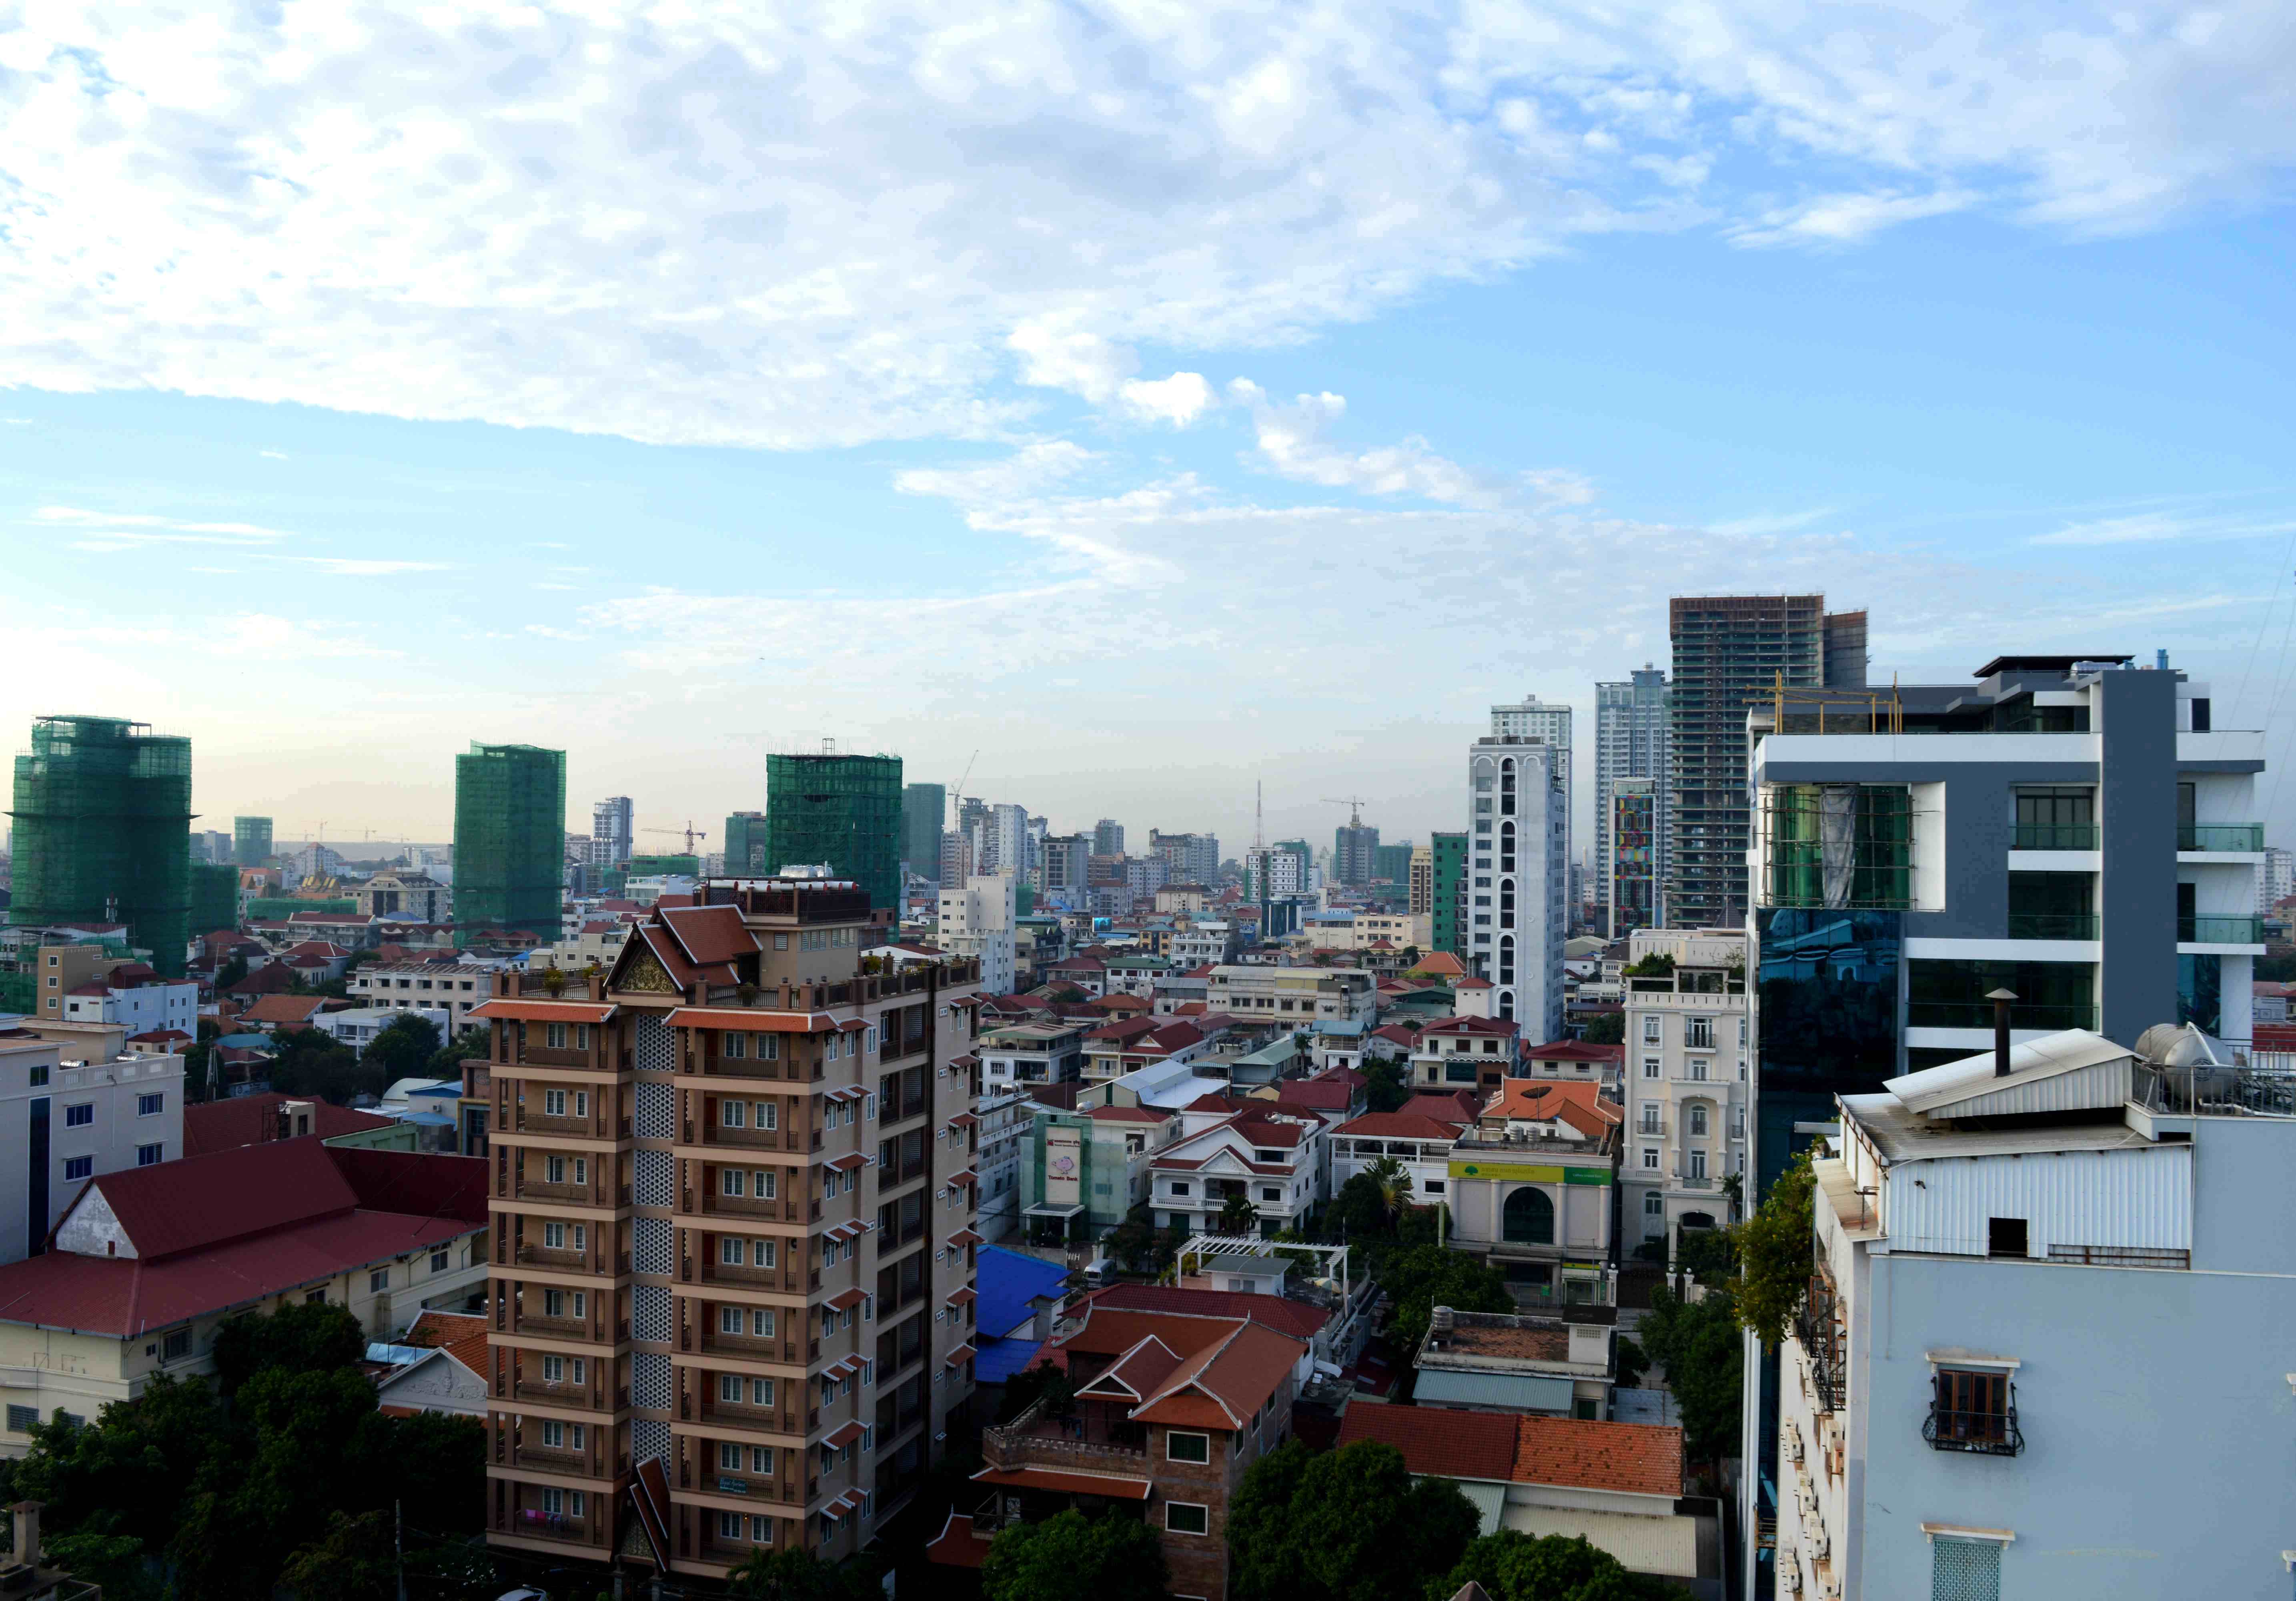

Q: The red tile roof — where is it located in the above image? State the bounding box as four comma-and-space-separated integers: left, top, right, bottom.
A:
1274, 1080, 1356, 1112
1424, 1015, 1519, 1037
1486, 1079, 1622, 1137
657, 903, 759, 968
1336, 1401, 1521, 1481
182, 1093, 398, 1157
405, 1309, 490, 1379
238, 994, 329, 1027
1405, 952, 1469, 977
1525, 1040, 1626, 1063
1332, 1111, 1464, 1141
1514, 1416, 1684, 1497
1086, 1105, 1170, 1124
1077, 1283, 1329, 1341
1130, 1318, 1301, 1428
924, 1512, 996, 1569
1398, 1090, 1483, 1125
972, 1466, 1151, 1500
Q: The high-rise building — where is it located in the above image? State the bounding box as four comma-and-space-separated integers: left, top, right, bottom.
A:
232, 815, 273, 868
1490, 694, 1573, 880
1148, 830, 1219, 885
723, 811, 769, 875
1607, 778, 1659, 937
9, 716, 193, 976
1466, 736, 1566, 1038
454, 743, 567, 939
1245, 845, 1306, 902
938, 872, 1016, 994
1408, 845, 1433, 915
590, 796, 634, 871
763, 752, 903, 910
1667, 596, 1865, 926
982, 803, 1030, 880
901, 784, 946, 879
2259, 845, 2292, 914
1429, 832, 1468, 955
1092, 819, 1124, 857
188, 861, 240, 937
938, 829, 974, 889
1332, 817, 1380, 887
1595, 668, 1670, 933
1372, 841, 1414, 886
192, 828, 231, 865
477, 883, 984, 1577
1039, 833, 1090, 899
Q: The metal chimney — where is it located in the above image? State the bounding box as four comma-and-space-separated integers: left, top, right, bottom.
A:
1988, 989, 2018, 1077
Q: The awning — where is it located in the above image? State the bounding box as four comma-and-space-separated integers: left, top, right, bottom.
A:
823, 1421, 866, 1449
971, 1466, 1152, 1501
946, 1343, 977, 1366
820, 1489, 868, 1519
946, 1228, 984, 1248
820, 1356, 865, 1381
468, 999, 617, 1023
1024, 1203, 1084, 1219
825, 1152, 870, 1172
946, 1286, 978, 1306
947, 1112, 979, 1128
824, 1220, 870, 1242
663, 1007, 836, 1033
825, 1288, 868, 1312
948, 1169, 978, 1186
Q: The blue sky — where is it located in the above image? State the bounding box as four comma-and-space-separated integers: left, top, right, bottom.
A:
4, 4, 2295, 857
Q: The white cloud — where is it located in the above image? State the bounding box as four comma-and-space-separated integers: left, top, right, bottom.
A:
34, 506, 293, 542
1231, 381, 1592, 510
1710, 506, 1843, 535
2029, 512, 2296, 546
1118, 372, 1218, 427
0, 4, 2286, 448
894, 440, 1098, 507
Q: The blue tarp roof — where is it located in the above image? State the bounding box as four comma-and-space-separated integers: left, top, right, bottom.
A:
974, 1338, 1046, 1386
977, 1245, 1069, 1341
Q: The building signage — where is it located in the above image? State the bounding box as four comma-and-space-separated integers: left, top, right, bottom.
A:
1045, 1132, 1083, 1206
1449, 1160, 1609, 1186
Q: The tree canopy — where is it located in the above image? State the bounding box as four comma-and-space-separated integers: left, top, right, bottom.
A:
1229, 1440, 1481, 1601
982, 1509, 1168, 1601
1578, 1012, 1625, 1045
1729, 1147, 1816, 1346
1430, 1531, 1679, 1601
1375, 1242, 1513, 1355
1364, 1057, 1411, 1113
1635, 1287, 1743, 1463
364, 1012, 445, 1082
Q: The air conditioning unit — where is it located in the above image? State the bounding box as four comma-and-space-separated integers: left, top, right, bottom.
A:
1813, 1533, 1831, 1563
1782, 1567, 1803, 1595
1786, 1432, 1803, 1463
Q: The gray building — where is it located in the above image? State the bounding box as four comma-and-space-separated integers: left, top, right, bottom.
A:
901, 783, 945, 880
1092, 818, 1124, 857
589, 796, 633, 871
1148, 829, 1219, 885
1595, 667, 1670, 934
1491, 694, 1573, 898
1779, 1029, 2296, 1600
0, 1036, 182, 1264
1332, 817, 1380, 887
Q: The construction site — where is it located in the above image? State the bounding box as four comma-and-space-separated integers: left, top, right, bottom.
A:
763, 749, 903, 909
452, 741, 567, 939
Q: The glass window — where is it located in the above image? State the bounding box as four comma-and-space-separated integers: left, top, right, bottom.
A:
63, 1156, 91, 1181
64, 1104, 92, 1128
137, 1093, 163, 1117
1165, 1502, 1210, 1535
1166, 1432, 1211, 1463
721, 1168, 746, 1197
136, 1144, 162, 1167
719, 1100, 747, 1128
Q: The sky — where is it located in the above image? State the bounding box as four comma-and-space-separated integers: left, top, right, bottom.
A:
4, 2, 2296, 860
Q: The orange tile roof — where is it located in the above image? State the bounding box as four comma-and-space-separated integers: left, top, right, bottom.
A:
406, 1309, 490, 1379
1336, 1402, 1520, 1481
973, 1466, 1151, 1500
1485, 1078, 1622, 1138
1130, 1318, 1302, 1428
1513, 1416, 1683, 1498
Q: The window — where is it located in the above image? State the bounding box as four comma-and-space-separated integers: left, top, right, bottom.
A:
1168, 1181, 1192, 1198
4, 1406, 32, 1433
136, 1144, 162, 1167
63, 1156, 91, 1181
137, 1093, 163, 1117
721, 1168, 747, 1197
162, 1327, 191, 1361
369, 1268, 389, 1292
718, 1509, 743, 1538
27, 1064, 46, 1087
543, 1088, 567, 1117
430, 1249, 449, 1273
751, 1239, 777, 1268
1987, 1218, 2029, 1258
719, 1374, 744, 1402
1686, 1017, 1714, 1050
723, 1030, 747, 1059
757, 1101, 778, 1130
1166, 1431, 1211, 1463
720, 1306, 745, 1335
1259, 1185, 1282, 1203
719, 1237, 746, 1266
1689, 1149, 1707, 1179
757, 1169, 777, 1198
1641, 1147, 1658, 1170
752, 1308, 777, 1337
1165, 1502, 1210, 1535
1642, 1016, 1662, 1043
1639, 1108, 1660, 1134
751, 1377, 775, 1406
305, 1289, 326, 1305
1642, 1058, 1659, 1079
64, 1103, 92, 1128
1688, 1105, 1708, 1137
1644, 1193, 1664, 1216
1928, 1535, 2002, 1601
545, 1022, 568, 1049
719, 1440, 743, 1471
1929, 1369, 2016, 1453
720, 1100, 747, 1128
751, 1445, 776, 1474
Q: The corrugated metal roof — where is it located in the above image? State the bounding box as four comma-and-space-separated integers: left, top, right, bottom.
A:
1886, 1143, 2192, 1258
1412, 1368, 1575, 1412
1498, 1506, 1700, 1577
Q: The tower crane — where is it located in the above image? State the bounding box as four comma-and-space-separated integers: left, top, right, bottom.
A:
1321, 796, 1372, 827
641, 822, 709, 855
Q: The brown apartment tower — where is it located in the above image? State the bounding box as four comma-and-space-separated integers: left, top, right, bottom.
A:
476, 877, 984, 1582
1667, 596, 1867, 927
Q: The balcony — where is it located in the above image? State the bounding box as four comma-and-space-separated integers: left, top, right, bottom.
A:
1923, 1398, 2024, 1457
2180, 824, 2264, 853
981, 1396, 1150, 1478
2012, 823, 2098, 851
687, 1122, 821, 1154
2005, 913, 2098, 941
690, 1190, 818, 1226
508, 1508, 593, 1543
694, 1397, 819, 1436
511, 1376, 630, 1411
513, 1110, 629, 1141
519, 1045, 598, 1069
2180, 915, 2263, 945
509, 1178, 632, 1209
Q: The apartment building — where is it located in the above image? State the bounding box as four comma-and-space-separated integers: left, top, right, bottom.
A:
1491, 694, 1573, 885
1746, 653, 2264, 1192
936, 874, 1016, 996
1148, 1105, 1330, 1237
1621, 929, 1750, 1248
56, 963, 197, 1038
971, 1079, 1031, 1243
1777, 1029, 2296, 1601
352, 961, 503, 1029
1465, 734, 1567, 1041
975, 1019, 1087, 1093
1148, 831, 1219, 885
1204, 965, 1376, 1032
1017, 1104, 1181, 1242
1595, 668, 1670, 934
0, 1037, 184, 1263
1411, 1013, 1523, 1098
1168, 921, 1237, 969
476, 880, 984, 1581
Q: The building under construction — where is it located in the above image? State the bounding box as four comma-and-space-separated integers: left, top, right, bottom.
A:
453, 743, 566, 939
8, 715, 194, 975
232, 815, 273, 867
763, 751, 902, 909
1667, 596, 1867, 927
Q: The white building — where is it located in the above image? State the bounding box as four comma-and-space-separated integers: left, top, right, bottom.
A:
0, 1037, 183, 1264
1491, 694, 1574, 891
1777, 1028, 2296, 1601
1204, 965, 1377, 1030
1146, 1105, 1330, 1236
938, 873, 1016, 995
1467, 734, 1567, 1040
59, 972, 196, 1038
1329, 1108, 1466, 1208
972, 1083, 1032, 1243
1620, 928, 1750, 1248
1168, 921, 1238, 970
2261, 845, 2294, 913
349, 962, 503, 1031
315, 1004, 455, 1056
589, 796, 633, 870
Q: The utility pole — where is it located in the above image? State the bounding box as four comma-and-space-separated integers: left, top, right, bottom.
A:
395, 1498, 407, 1601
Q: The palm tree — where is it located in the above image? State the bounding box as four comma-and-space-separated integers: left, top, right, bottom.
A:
1217, 1192, 1260, 1236
1365, 1155, 1414, 1224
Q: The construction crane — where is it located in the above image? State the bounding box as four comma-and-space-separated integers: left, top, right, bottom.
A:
641, 823, 709, 855
949, 749, 980, 816
1321, 796, 1372, 827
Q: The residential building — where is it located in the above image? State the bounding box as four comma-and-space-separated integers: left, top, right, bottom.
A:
188, 859, 239, 937
1123, 855, 1169, 897
1746, 652, 2262, 1192
1667, 595, 1865, 927
1491, 694, 1573, 887
724, 811, 769, 875
1409, 844, 1434, 915
318, 1004, 455, 1056
456, 744, 568, 940
971, 1079, 1032, 1242
1168, 920, 1236, 971
56, 962, 196, 1037
355, 869, 450, 923
351, 961, 503, 1029
1430, 830, 1468, 956
937, 829, 974, 889
591, 797, 635, 872
1594, 668, 1670, 933
1465, 734, 1567, 1039
1148, 831, 1219, 885
1412, 1013, 1523, 1098
978, 803, 1030, 881
1016, 1103, 1182, 1242
0, 1138, 488, 1453
1621, 929, 1750, 1248
976, 1019, 1088, 1093
1605, 778, 1659, 938
374, 1309, 493, 1418
1038, 833, 1091, 901
900, 785, 946, 880
1332, 816, 1379, 887
1092, 819, 1124, 857
233, 815, 275, 868
9, 715, 194, 977
1081, 1017, 1222, 1088
1519, 1039, 1625, 1090
1445, 1080, 1619, 1302
1244, 844, 1306, 901
1414, 1306, 1616, 1420
2260, 844, 2293, 913
1330, 1107, 1467, 1206
1372, 840, 1414, 886
1205, 965, 1376, 1031
1147, 1105, 1330, 1236
1335, 1407, 1710, 1590
1775, 1029, 2296, 1601
764, 751, 903, 910
475, 880, 984, 1577
937, 874, 1016, 995
0, 1036, 184, 1263
956, 1299, 1307, 1599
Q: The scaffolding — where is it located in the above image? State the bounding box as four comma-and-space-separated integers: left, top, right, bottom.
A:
188, 861, 240, 937
764, 752, 902, 910
232, 815, 274, 867
453, 743, 566, 939
7, 715, 194, 976
1763, 784, 1915, 910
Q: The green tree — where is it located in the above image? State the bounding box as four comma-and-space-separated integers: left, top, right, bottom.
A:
1613, 1334, 1650, 1390
1579, 1011, 1625, 1045
1365, 1155, 1414, 1222
7, 1374, 222, 1550
998, 1360, 1076, 1424
265, 1029, 375, 1105
1229, 1440, 1479, 1601
1364, 1057, 1410, 1113
1103, 1202, 1156, 1272
1430, 1530, 1675, 1601
1328, 1172, 1393, 1242
982, 1509, 1168, 1601
216, 955, 249, 991
1729, 1148, 1816, 1346
278, 1509, 397, 1601
43, 1515, 160, 1601
429, 1023, 493, 1079
212, 1301, 368, 1394
1621, 953, 1675, 978
730, 1544, 875, 1599
1374, 1244, 1513, 1354
1218, 1192, 1261, 1236
1636, 1288, 1742, 1463
363, 1012, 444, 1083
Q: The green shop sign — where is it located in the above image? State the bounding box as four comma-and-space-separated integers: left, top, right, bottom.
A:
1449, 1160, 1610, 1186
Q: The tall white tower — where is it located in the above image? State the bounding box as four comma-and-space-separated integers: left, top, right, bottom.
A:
1467, 733, 1566, 1041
